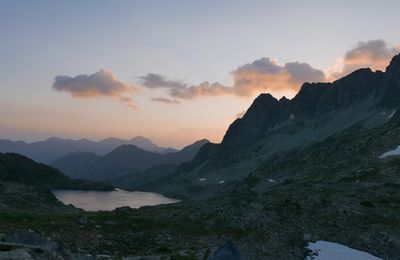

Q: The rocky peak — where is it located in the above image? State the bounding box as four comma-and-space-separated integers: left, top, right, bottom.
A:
379, 53, 400, 108
385, 53, 400, 75
216, 54, 400, 166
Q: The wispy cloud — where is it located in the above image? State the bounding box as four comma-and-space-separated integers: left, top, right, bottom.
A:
151, 97, 180, 104
169, 81, 233, 99
140, 73, 186, 89
52, 70, 139, 110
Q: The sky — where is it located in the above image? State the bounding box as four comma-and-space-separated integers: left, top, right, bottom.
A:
0, 0, 399, 148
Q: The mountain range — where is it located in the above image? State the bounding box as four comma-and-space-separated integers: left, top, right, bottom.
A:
0, 136, 178, 164
51, 139, 209, 181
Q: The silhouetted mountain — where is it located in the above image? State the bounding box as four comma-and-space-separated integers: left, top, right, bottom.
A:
199, 54, 400, 167
103, 139, 210, 187
0, 136, 176, 163
163, 139, 209, 163
135, 53, 400, 197
51, 152, 100, 179
52, 139, 209, 181
130, 136, 177, 153
0, 153, 113, 191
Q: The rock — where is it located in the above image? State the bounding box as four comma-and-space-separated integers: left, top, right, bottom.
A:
210, 240, 242, 260
78, 216, 88, 225
303, 233, 312, 241
0, 248, 33, 260
249, 202, 263, 210
6, 232, 59, 251
115, 206, 131, 213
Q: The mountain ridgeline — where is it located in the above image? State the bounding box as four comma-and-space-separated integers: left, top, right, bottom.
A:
139, 53, 400, 197
51, 139, 209, 181
212, 54, 399, 163
0, 136, 178, 164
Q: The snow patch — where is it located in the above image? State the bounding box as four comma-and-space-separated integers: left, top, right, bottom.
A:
379, 145, 400, 159
306, 241, 382, 260
388, 111, 396, 119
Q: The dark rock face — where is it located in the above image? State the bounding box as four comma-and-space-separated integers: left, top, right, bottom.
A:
378, 54, 400, 108
200, 54, 400, 167
210, 240, 242, 260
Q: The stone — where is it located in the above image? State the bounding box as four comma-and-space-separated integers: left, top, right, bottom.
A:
303, 233, 312, 241
210, 240, 242, 260
78, 216, 88, 225
0, 249, 33, 260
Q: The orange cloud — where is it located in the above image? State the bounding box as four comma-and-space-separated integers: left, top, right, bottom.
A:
231, 58, 326, 98
141, 58, 325, 100
329, 40, 400, 80
52, 70, 139, 110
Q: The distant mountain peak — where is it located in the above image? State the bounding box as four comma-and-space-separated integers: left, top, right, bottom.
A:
46, 136, 63, 142
130, 136, 152, 142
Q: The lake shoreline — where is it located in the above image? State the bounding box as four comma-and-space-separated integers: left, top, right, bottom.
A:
52, 189, 180, 211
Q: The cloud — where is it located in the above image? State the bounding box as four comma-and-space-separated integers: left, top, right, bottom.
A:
140, 73, 186, 89
329, 40, 400, 79
232, 58, 326, 97
170, 81, 233, 99
141, 59, 324, 100
141, 39, 398, 102
52, 69, 139, 110
151, 97, 180, 104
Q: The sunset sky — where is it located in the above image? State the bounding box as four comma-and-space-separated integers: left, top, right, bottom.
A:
1, 0, 399, 148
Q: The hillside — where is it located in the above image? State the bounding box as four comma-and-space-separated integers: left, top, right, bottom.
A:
0, 153, 113, 191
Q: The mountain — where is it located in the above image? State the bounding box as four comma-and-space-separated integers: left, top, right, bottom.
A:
0, 152, 113, 191
51, 139, 209, 181
103, 139, 210, 188
51, 152, 100, 179
0, 136, 176, 163
130, 136, 179, 153
133, 53, 400, 198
